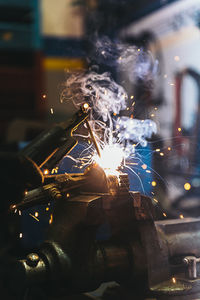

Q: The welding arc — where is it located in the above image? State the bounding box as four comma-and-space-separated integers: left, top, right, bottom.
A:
85, 119, 101, 158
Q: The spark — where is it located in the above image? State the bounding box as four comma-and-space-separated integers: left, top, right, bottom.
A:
83, 102, 89, 111
51, 168, 58, 174
184, 182, 191, 191
94, 144, 124, 175
174, 56, 180, 61
29, 213, 39, 222
44, 169, 49, 175
172, 277, 176, 284
142, 164, 147, 170
49, 214, 53, 224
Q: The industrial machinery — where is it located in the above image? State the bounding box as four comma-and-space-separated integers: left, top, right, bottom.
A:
1, 106, 200, 300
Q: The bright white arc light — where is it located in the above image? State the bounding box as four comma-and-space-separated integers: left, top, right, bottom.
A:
94, 144, 124, 175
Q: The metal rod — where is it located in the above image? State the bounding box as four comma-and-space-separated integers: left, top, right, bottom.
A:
85, 119, 101, 158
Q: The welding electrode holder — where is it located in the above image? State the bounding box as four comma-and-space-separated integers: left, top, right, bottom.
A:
20, 107, 89, 169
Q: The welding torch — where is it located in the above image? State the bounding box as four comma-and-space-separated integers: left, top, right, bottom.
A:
7, 101, 103, 213
20, 105, 90, 170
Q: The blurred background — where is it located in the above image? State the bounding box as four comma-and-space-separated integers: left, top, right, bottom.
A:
1, 0, 200, 219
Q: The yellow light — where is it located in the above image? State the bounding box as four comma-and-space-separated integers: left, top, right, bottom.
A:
163, 212, 167, 217
46, 207, 49, 211
156, 149, 160, 152
168, 147, 171, 151
42, 94, 47, 99
179, 214, 184, 219
184, 182, 191, 191
66, 193, 70, 198
44, 169, 49, 175
160, 152, 164, 156
94, 144, 124, 175
19, 233, 23, 239
49, 214, 53, 224
83, 103, 89, 110
153, 198, 158, 203
152, 181, 157, 187
142, 164, 147, 170
138, 48, 141, 52
151, 114, 155, 117
130, 95, 134, 99
50, 108, 54, 114
172, 277, 176, 284
51, 168, 58, 174
35, 212, 39, 217
178, 127, 182, 132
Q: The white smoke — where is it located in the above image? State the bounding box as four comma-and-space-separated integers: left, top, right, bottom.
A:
62, 71, 127, 122
62, 36, 157, 165
92, 36, 159, 84
116, 117, 157, 147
